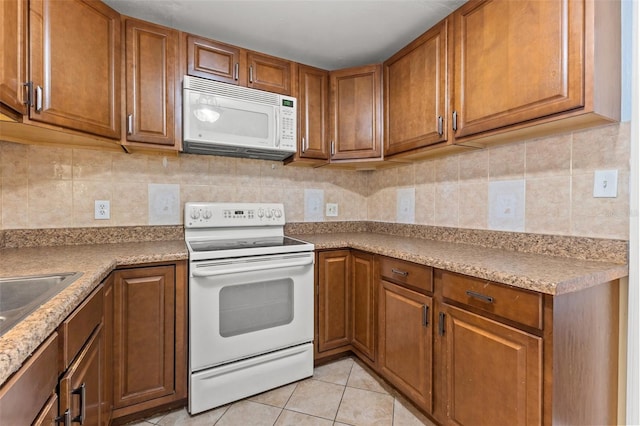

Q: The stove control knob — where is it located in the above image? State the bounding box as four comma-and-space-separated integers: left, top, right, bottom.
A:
274, 209, 282, 218
202, 209, 212, 220
190, 209, 200, 220
265, 209, 273, 218
257, 208, 264, 218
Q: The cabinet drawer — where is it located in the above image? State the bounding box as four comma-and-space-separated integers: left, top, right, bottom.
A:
59, 285, 103, 371
0, 333, 58, 425
440, 271, 542, 330
378, 256, 433, 293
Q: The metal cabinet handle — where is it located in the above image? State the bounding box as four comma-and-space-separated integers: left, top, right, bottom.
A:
438, 312, 445, 336
127, 114, 133, 135
35, 85, 43, 113
234, 63, 239, 80
422, 305, 429, 327
452, 110, 458, 131
23, 81, 33, 107
330, 141, 335, 156
391, 268, 408, 277
55, 409, 71, 426
438, 115, 443, 136
301, 137, 306, 153
465, 290, 494, 304
249, 65, 254, 83
72, 383, 86, 424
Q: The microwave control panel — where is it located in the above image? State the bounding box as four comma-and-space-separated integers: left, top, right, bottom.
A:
278, 96, 296, 149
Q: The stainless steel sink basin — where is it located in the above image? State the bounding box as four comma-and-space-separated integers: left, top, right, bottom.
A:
0, 272, 83, 335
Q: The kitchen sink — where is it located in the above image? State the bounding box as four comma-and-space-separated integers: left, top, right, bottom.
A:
0, 272, 83, 336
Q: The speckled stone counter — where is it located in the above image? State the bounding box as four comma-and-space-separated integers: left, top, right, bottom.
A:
292, 232, 628, 296
0, 240, 187, 387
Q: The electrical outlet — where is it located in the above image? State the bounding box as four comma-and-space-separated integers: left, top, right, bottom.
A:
95, 200, 110, 220
326, 203, 338, 217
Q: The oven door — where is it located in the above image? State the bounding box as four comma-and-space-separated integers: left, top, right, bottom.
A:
189, 252, 314, 372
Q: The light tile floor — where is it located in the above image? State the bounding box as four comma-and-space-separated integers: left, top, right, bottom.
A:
128, 357, 437, 426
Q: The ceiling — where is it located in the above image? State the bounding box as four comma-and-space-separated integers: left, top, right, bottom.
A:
102, 0, 467, 70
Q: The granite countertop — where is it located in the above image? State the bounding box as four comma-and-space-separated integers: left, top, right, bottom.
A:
293, 232, 629, 296
0, 240, 188, 387
0, 230, 628, 388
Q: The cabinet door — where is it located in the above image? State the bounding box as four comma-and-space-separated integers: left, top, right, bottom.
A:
452, 0, 584, 139
29, 0, 121, 138
0, 0, 27, 115
317, 250, 351, 353
384, 19, 448, 156
186, 34, 241, 85
247, 52, 292, 95
378, 280, 432, 411
113, 265, 176, 409
59, 325, 104, 426
442, 305, 542, 426
330, 64, 382, 160
351, 251, 375, 361
125, 18, 178, 147
297, 65, 329, 160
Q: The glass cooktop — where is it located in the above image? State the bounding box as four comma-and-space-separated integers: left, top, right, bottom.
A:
189, 236, 309, 252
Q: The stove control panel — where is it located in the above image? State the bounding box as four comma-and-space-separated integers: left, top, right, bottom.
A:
185, 202, 286, 227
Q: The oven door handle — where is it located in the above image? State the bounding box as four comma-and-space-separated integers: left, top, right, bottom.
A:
192, 256, 313, 277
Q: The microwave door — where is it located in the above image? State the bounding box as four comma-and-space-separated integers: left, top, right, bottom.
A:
185, 92, 276, 147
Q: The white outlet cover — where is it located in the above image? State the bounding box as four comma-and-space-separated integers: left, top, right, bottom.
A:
396, 187, 415, 224
148, 184, 180, 225
304, 189, 324, 222
326, 203, 339, 217
593, 169, 618, 198
94, 200, 110, 220
488, 180, 525, 231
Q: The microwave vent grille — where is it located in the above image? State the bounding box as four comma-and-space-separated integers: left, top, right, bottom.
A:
184, 75, 280, 106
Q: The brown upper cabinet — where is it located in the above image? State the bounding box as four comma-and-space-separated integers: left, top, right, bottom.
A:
329, 64, 383, 161
451, 0, 620, 144
28, 0, 121, 139
384, 19, 448, 156
291, 64, 330, 163
124, 18, 180, 150
0, 0, 28, 118
186, 34, 294, 96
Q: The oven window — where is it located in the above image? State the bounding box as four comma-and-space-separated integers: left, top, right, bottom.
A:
219, 278, 294, 337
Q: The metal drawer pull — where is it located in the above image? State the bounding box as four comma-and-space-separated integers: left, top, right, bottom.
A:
422, 305, 429, 327
72, 383, 86, 424
391, 268, 408, 277
465, 290, 494, 304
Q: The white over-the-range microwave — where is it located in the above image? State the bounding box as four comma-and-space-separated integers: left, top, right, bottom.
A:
182, 75, 297, 161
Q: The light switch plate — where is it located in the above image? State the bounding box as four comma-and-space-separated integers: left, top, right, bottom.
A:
304, 189, 324, 221
148, 184, 180, 225
488, 180, 525, 231
326, 203, 338, 217
396, 187, 415, 223
593, 169, 618, 198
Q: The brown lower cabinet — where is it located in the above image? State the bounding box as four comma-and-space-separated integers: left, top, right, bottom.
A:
316, 249, 620, 426
111, 262, 187, 422
0, 260, 187, 426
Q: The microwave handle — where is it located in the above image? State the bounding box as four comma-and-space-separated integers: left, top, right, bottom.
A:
275, 107, 280, 147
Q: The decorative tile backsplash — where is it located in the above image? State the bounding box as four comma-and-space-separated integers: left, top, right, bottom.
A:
0, 122, 630, 240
